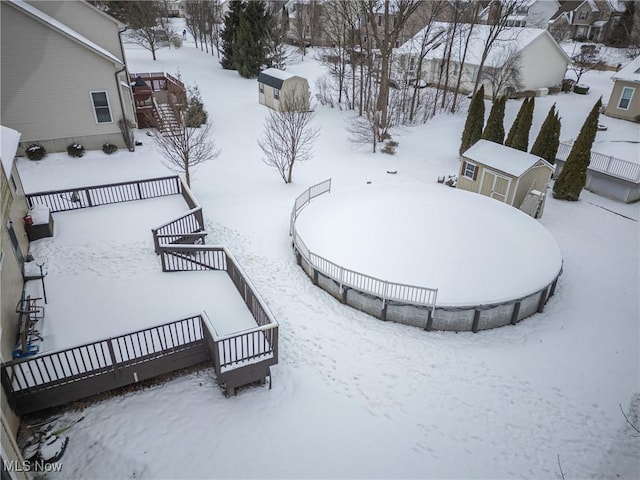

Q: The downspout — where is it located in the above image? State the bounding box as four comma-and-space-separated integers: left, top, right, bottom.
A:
115, 25, 135, 151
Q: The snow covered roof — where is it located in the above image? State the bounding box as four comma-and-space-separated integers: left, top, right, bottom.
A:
258, 68, 305, 89
463, 140, 551, 177
1, 126, 21, 179
612, 56, 640, 83
6, 0, 123, 66
396, 23, 569, 65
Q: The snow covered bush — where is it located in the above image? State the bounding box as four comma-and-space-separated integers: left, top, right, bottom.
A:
381, 140, 398, 155
25, 144, 46, 161
102, 143, 118, 155
67, 143, 85, 158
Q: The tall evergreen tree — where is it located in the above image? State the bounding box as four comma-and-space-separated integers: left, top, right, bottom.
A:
234, 1, 269, 78
459, 85, 485, 155
505, 97, 527, 148
553, 98, 602, 201
531, 104, 561, 165
506, 97, 535, 152
220, 0, 244, 70
482, 95, 506, 144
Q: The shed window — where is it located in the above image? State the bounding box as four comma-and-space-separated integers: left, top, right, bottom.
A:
617, 87, 634, 110
274, 88, 280, 100
259, 82, 264, 93
90, 91, 113, 123
462, 161, 478, 180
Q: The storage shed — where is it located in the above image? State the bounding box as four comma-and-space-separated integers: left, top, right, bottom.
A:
457, 140, 554, 218
258, 68, 309, 112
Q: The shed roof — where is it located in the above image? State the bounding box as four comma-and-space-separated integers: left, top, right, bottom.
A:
463, 140, 551, 177
6, 0, 123, 66
258, 68, 301, 90
612, 56, 640, 83
1, 126, 21, 179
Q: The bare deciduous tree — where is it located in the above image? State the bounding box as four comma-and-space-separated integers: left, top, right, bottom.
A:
258, 88, 319, 184
150, 86, 219, 187
482, 46, 523, 100
121, 1, 174, 61
569, 46, 605, 84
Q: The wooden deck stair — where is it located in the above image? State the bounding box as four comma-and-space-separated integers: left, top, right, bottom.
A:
153, 100, 181, 136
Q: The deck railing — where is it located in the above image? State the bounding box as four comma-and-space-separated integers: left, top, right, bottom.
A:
291, 179, 438, 313
556, 142, 640, 183
25, 176, 182, 213
158, 245, 279, 382
1, 315, 210, 415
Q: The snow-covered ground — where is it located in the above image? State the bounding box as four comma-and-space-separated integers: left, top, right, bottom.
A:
16, 30, 640, 479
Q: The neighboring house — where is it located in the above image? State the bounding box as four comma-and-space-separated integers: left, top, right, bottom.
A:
547, 0, 626, 43
285, 0, 327, 47
394, 23, 570, 98
0, 126, 30, 480
258, 68, 310, 111
0, 0, 137, 154
480, 0, 560, 28
605, 55, 640, 122
458, 140, 554, 217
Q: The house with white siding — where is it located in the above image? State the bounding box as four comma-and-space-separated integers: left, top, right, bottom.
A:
0, 0, 137, 154
394, 23, 570, 98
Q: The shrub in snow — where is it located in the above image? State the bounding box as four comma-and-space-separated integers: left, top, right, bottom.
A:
102, 143, 118, 155
67, 143, 85, 158
26, 144, 46, 161
381, 140, 398, 155
459, 85, 485, 155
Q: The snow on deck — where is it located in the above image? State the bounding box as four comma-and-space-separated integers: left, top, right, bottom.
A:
295, 184, 562, 306
26, 196, 257, 353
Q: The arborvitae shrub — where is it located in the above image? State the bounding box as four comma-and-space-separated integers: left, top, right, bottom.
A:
26, 144, 46, 161
67, 143, 85, 157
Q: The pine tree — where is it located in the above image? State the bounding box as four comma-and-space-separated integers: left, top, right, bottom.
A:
220, 0, 244, 70
482, 95, 506, 144
553, 98, 602, 201
531, 104, 561, 165
506, 97, 535, 152
459, 85, 485, 155
505, 97, 527, 148
234, 1, 268, 78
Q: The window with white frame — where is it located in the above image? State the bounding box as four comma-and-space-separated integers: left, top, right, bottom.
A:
617, 86, 635, 110
274, 88, 280, 100
462, 161, 478, 180
578, 11, 588, 21
90, 91, 113, 123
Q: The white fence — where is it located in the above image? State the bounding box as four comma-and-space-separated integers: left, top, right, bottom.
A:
557, 142, 640, 183
290, 179, 438, 314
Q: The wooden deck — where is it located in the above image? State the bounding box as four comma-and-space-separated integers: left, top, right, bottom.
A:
2, 176, 278, 415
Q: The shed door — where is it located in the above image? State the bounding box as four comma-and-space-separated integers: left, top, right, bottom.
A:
480, 171, 511, 203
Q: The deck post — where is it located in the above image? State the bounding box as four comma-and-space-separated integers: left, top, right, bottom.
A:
0, 367, 16, 411
510, 301, 521, 325
425, 309, 434, 331
107, 339, 120, 378
537, 287, 549, 313
549, 278, 558, 298
312, 269, 318, 285
381, 300, 388, 321
85, 189, 93, 207
341, 287, 348, 304
471, 309, 481, 333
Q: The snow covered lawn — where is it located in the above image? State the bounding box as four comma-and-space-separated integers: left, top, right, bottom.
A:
15, 31, 640, 479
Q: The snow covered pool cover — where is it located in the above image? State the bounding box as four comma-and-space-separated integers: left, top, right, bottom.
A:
295, 184, 563, 307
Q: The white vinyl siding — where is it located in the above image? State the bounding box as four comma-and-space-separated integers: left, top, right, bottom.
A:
90, 91, 113, 124
617, 87, 635, 110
